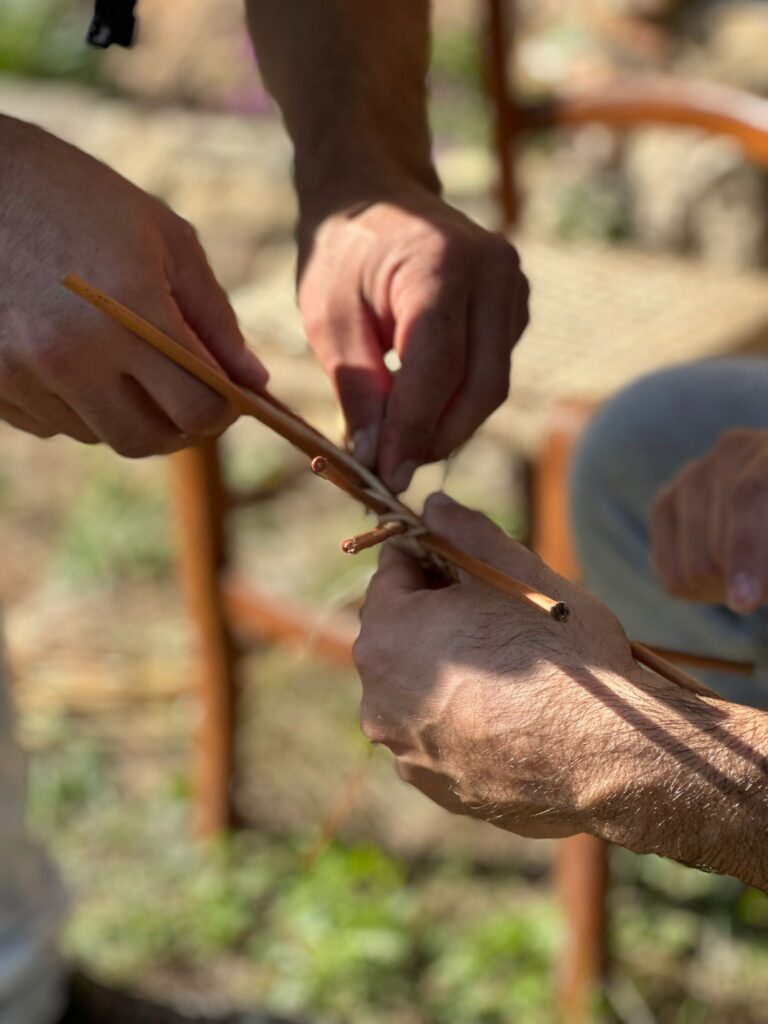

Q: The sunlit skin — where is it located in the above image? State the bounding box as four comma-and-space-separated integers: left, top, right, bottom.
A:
247, 0, 529, 492
0, 116, 268, 454
1, 3, 528, 490
355, 495, 768, 891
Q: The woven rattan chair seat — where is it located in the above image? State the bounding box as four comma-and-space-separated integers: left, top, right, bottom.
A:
235, 237, 768, 458
494, 237, 768, 454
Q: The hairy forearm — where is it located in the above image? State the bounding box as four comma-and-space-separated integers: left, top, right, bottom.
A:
583, 668, 768, 890
245, 0, 441, 214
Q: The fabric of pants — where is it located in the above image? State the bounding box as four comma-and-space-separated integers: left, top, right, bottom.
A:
0, 616, 66, 1024
570, 357, 768, 706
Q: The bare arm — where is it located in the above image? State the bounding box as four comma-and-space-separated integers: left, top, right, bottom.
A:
590, 676, 768, 890
247, 0, 440, 212
355, 495, 768, 891
247, 2, 529, 492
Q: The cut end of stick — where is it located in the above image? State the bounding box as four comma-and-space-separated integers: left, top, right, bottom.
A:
341, 520, 408, 556
550, 601, 571, 623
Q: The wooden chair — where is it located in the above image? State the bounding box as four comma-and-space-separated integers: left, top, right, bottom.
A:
171, 4, 768, 1020
485, 0, 768, 1017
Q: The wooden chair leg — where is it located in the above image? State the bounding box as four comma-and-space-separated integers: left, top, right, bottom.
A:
171, 440, 239, 837
531, 401, 608, 1022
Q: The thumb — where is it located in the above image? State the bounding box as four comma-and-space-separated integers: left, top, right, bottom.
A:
424, 492, 556, 595
168, 226, 269, 391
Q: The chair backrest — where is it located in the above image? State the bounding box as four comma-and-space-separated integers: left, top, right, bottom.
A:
486, 0, 768, 229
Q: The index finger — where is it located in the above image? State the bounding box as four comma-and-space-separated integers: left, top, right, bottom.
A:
378, 288, 468, 491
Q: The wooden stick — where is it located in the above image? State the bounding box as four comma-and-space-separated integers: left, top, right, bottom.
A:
641, 645, 753, 677
63, 274, 751, 689
420, 532, 571, 621
630, 641, 722, 698
342, 521, 407, 554
311, 457, 570, 620
63, 273, 367, 485
310, 456, 389, 515
65, 272, 575, 624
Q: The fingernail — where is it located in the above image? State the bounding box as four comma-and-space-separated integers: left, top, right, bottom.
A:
389, 460, 417, 494
351, 425, 380, 468
728, 572, 761, 613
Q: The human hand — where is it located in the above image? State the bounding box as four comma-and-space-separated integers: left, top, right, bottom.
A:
651, 428, 768, 613
0, 116, 267, 455
297, 188, 529, 492
354, 493, 640, 839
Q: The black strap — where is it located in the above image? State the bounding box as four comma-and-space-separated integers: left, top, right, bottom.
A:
86, 0, 138, 48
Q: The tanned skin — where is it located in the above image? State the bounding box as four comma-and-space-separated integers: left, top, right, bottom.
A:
247, 0, 530, 492
356, 494, 768, 892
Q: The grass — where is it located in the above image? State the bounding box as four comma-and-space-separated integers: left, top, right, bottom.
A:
24, 714, 768, 1024
54, 463, 174, 584
0, 0, 99, 82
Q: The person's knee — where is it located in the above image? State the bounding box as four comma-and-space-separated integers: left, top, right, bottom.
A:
570, 363, 715, 578
571, 371, 662, 533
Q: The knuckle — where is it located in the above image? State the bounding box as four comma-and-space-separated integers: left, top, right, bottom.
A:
715, 429, 751, 460
353, 633, 388, 677
651, 486, 674, 520
731, 476, 765, 508
31, 336, 75, 379
490, 235, 522, 272
396, 760, 420, 787
111, 436, 155, 459
110, 430, 178, 459
352, 633, 369, 672
360, 715, 389, 745
173, 216, 201, 248
301, 301, 348, 349
359, 698, 395, 746
412, 302, 464, 339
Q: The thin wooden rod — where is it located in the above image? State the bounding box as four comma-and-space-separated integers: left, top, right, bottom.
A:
421, 532, 571, 622
342, 521, 407, 554
63, 273, 368, 486
312, 457, 570, 621
310, 456, 389, 515
630, 641, 721, 699
63, 274, 753, 692
641, 645, 753, 677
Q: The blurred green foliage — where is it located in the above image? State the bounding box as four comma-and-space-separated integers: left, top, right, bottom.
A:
429, 28, 488, 146
555, 176, 633, 243
423, 907, 559, 1024
29, 732, 114, 828
26, 734, 768, 1024
0, 0, 98, 81
431, 28, 482, 91
55, 466, 173, 583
